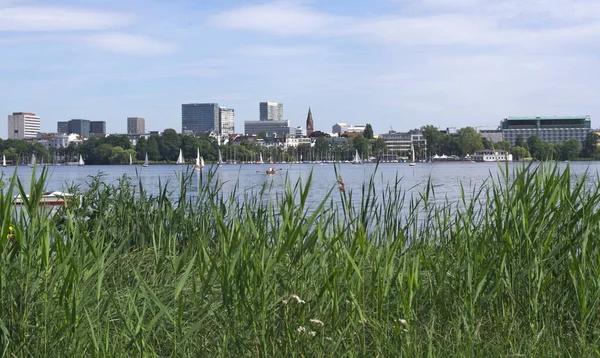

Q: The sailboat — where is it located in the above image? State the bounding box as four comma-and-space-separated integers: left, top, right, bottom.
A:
217, 149, 224, 167
78, 154, 85, 166
129, 154, 133, 165
194, 148, 204, 170
2, 154, 6, 167
258, 152, 264, 164
409, 143, 416, 167
351, 150, 362, 165
176, 149, 184, 164
143, 153, 149, 167
29, 154, 36, 167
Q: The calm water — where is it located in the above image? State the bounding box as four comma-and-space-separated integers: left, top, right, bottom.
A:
4, 161, 600, 205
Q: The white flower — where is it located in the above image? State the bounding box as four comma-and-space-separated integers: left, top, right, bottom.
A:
399, 318, 407, 326
309, 319, 324, 326
325, 337, 333, 341
290, 294, 305, 304
309, 331, 317, 337
296, 326, 306, 334
282, 299, 289, 305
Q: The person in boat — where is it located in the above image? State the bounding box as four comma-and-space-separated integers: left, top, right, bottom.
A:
267, 167, 275, 174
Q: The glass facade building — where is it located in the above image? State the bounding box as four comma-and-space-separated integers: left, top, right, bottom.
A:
90, 121, 106, 135
501, 116, 592, 145
182, 103, 220, 134
69, 119, 91, 138
127, 117, 145, 134
244, 120, 291, 137
259, 102, 283, 121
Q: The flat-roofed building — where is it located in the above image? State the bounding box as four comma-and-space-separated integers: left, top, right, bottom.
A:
127, 117, 145, 134
501, 115, 592, 145
8, 112, 40, 139
379, 131, 427, 158
182, 103, 220, 134
259, 102, 283, 121
90, 121, 106, 136
244, 120, 291, 137
219, 107, 235, 135
332, 123, 365, 135
57, 121, 69, 134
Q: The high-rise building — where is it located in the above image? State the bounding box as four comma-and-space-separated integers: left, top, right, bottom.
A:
90, 121, 106, 136
259, 102, 284, 121
219, 108, 235, 136
69, 119, 91, 138
8, 112, 40, 139
182, 103, 220, 134
244, 120, 291, 137
127, 117, 146, 134
306, 107, 314, 137
57, 121, 69, 134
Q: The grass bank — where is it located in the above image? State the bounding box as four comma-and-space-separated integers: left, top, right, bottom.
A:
1, 163, 600, 356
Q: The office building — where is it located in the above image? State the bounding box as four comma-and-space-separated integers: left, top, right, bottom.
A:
127, 117, 146, 134
379, 131, 427, 156
501, 115, 592, 145
219, 107, 235, 136
90, 121, 106, 136
69, 119, 91, 138
306, 107, 314, 137
259, 102, 284, 121
332, 123, 366, 135
182, 103, 220, 134
57, 121, 69, 134
7, 112, 40, 139
244, 120, 291, 137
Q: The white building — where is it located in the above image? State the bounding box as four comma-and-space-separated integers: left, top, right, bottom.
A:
332, 123, 365, 135
291, 126, 306, 136
8, 112, 40, 139
44, 133, 84, 149
219, 107, 235, 136
471, 149, 513, 162
284, 135, 313, 149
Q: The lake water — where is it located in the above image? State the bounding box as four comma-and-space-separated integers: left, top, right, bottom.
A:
5, 161, 600, 206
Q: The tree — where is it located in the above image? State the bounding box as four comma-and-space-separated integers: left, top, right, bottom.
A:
527, 136, 543, 158
558, 139, 582, 161
494, 141, 511, 152
421, 125, 443, 155
147, 135, 161, 161
582, 132, 599, 158
372, 137, 387, 157
510, 146, 529, 161
457, 127, 484, 155
159, 129, 181, 161
363, 124, 374, 140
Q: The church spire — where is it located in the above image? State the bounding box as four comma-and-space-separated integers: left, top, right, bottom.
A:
306, 107, 314, 137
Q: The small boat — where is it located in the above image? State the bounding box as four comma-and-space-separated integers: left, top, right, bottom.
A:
409, 143, 416, 167
129, 154, 133, 165
266, 167, 276, 174
143, 153, 149, 167
217, 149, 224, 167
176, 149, 184, 164
193, 148, 204, 170
258, 153, 264, 164
78, 154, 85, 166
2, 154, 6, 167
29, 154, 36, 167
351, 150, 362, 165
14, 191, 75, 206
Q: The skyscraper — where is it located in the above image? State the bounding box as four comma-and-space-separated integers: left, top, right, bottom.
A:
90, 121, 106, 136
7, 112, 40, 139
69, 119, 91, 138
259, 102, 283, 121
219, 108, 235, 136
182, 103, 220, 134
306, 107, 314, 137
57, 121, 69, 134
127, 117, 146, 134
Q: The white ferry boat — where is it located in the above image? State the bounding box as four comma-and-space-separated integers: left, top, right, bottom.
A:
471, 150, 513, 162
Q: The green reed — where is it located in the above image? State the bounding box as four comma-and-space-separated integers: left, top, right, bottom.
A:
1, 162, 600, 356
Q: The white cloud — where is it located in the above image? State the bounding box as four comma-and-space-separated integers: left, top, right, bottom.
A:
208, 1, 342, 36
234, 44, 324, 57
0, 6, 133, 31
86, 33, 177, 55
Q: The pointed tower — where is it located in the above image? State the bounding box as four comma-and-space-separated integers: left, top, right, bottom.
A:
306, 107, 314, 137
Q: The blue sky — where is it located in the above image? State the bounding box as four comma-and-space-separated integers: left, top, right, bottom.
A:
1, 0, 599, 137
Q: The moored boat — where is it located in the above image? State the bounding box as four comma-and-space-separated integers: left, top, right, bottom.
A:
14, 191, 75, 206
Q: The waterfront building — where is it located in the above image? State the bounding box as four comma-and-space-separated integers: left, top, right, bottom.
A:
501, 115, 591, 145
7, 112, 40, 139
219, 107, 235, 136
332, 123, 366, 135
44, 133, 84, 149
57, 121, 69, 134
259, 102, 284, 121
127, 117, 145, 134
284, 134, 313, 149
90, 121, 106, 136
379, 131, 427, 158
244, 120, 291, 137
182, 103, 220, 134
306, 107, 314, 136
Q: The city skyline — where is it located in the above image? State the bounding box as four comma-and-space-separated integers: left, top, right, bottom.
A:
1, 0, 600, 138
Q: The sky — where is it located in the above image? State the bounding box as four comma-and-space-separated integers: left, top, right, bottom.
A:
1, 0, 599, 137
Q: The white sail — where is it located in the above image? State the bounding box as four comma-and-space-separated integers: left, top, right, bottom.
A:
143, 153, 149, 167
218, 149, 223, 166
200, 156, 205, 168
258, 152, 264, 164
78, 155, 85, 166
129, 154, 132, 165
30, 154, 36, 167
352, 150, 362, 164
196, 148, 200, 167
176, 149, 184, 164
409, 142, 416, 166
2, 154, 5, 167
